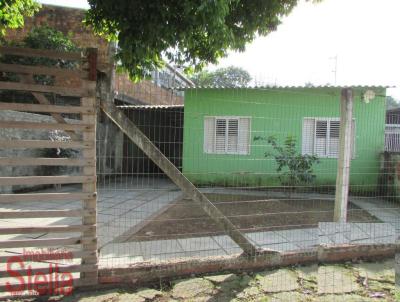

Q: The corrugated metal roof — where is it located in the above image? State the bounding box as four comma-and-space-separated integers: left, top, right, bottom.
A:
172, 84, 392, 90
117, 104, 184, 109
386, 107, 400, 113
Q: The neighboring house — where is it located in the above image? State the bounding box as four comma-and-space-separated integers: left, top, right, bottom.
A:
385, 108, 400, 152
115, 64, 193, 106
386, 108, 400, 124
152, 63, 194, 93
181, 86, 387, 192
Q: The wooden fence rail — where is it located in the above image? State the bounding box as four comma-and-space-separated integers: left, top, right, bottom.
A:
0, 46, 98, 294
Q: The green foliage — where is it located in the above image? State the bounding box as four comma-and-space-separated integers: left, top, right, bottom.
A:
0, 0, 40, 36
191, 66, 251, 87
262, 135, 319, 188
0, 25, 79, 84
23, 25, 78, 53
85, 0, 300, 81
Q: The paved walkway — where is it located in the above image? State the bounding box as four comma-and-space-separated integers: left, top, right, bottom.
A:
352, 196, 400, 233
0, 178, 398, 269
98, 184, 398, 267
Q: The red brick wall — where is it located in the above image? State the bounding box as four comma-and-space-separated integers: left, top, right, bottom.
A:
5, 4, 184, 104
115, 73, 183, 105
5, 5, 109, 65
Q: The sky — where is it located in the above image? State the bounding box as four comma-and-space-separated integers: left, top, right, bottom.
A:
38, 0, 400, 98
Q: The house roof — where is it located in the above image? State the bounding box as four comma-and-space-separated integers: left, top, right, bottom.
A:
173, 84, 391, 90
387, 107, 400, 113
117, 104, 184, 109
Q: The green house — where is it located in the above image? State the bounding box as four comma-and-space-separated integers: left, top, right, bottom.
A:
181, 86, 387, 192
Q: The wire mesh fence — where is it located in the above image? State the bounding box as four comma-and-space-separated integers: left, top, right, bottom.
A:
1, 62, 398, 298
96, 84, 399, 278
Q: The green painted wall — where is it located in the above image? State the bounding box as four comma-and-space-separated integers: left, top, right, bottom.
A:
182, 88, 386, 192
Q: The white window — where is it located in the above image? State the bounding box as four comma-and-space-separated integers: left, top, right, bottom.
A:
302, 117, 355, 158
204, 116, 250, 155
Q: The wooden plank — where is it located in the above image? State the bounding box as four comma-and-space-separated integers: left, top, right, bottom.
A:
0, 121, 93, 131
0, 176, 95, 186
0, 264, 97, 278
0, 225, 94, 235
0, 140, 93, 149
31, 88, 81, 139
0, 237, 81, 248
0, 63, 82, 78
0, 192, 95, 203
0, 157, 94, 166
0, 102, 94, 114
0, 250, 95, 263
334, 88, 354, 222
0, 209, 85, 218
0, 81, 93, 97
19, 74, 80, 141
100, 100, 259, 256
0, 192, 96, 203
80, 50, 98, 284
0, 46, 82, 60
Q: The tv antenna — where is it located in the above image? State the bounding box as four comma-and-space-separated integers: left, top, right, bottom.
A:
329, 55, 338, 84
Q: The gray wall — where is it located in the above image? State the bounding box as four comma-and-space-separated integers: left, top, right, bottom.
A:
0, 110, 125, 193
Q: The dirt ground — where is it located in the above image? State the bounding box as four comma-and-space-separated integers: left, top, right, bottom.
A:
128, 194, 379, 241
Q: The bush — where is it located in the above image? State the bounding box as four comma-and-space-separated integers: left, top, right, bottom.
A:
262, 135, 319, 191
0, 25, 79, 85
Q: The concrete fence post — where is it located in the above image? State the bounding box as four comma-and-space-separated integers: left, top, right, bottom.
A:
334, 88, 354, 222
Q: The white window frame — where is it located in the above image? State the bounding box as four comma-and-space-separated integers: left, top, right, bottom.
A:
303, 117, 356, 159
204, 116, 251, 155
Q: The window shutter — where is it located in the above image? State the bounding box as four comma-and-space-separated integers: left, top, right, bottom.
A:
227, 119, 239, 153
315, 120, 328, 156
215, 119, 227, 153
238, 118, 250, 155
204, 117, 215, 153
328, 120, 340, 157
302, 118, 315, 155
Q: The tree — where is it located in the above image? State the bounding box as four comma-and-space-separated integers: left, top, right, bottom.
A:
85, 0, 300, 81
387, 96, 400, 110
191, 66, 252, 87
22, 25, 78, 53
0, 0, 40, 37
257, 135, 319, 192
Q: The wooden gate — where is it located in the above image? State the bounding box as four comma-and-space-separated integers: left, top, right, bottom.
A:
0, 46, 98, 295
